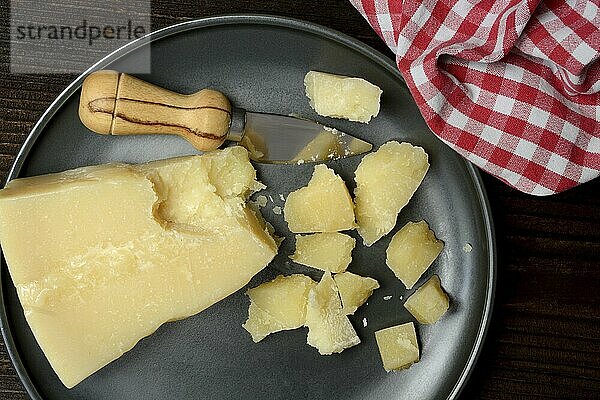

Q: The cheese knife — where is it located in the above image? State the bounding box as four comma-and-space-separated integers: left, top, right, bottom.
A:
78, 70, 372, 163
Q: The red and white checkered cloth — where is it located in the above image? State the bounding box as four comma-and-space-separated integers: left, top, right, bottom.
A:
350, 0, 599, 195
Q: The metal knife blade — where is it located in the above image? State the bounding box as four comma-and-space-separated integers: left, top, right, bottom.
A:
229, 109, 372, 164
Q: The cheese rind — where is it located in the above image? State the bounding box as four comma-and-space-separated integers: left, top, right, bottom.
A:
375, 322, 420, 371
333, 272, 380, 315
0, 148, 277, 388
354, 141, 429, 246
386, 220, 444, 289
244, 274, 316, 342
304, 71, 382, 123
284, 164, 356, 233
404, 275, 449, 324
290, 233, 356, 273
305, 271, 360, 355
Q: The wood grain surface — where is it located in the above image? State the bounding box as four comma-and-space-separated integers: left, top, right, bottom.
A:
0, 1, 599, 399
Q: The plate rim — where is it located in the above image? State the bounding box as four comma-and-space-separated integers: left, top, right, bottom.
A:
0, 14, 496, 400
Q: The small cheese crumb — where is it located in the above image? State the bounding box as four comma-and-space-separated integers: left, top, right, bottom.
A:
268, 195, 274, 203
297, 159, 305, 165
256, 195, 268, 208
383, 295, 392, 301
362, 317, 368, 327
272, 206, 282, 215
463, 243, 473, 253
252, 181, 267, 192
279, 194, 285, 201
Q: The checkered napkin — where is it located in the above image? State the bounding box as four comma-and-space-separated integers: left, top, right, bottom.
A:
350, 0, 599, 195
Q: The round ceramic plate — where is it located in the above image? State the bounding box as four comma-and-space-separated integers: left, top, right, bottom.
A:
0, 15, 495, 400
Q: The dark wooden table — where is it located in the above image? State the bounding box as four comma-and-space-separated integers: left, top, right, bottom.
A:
0, 1, 598, 399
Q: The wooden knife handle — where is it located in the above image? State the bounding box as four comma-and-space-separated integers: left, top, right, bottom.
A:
78, 70, 232, 151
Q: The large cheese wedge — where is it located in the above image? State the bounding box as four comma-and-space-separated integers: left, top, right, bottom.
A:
0, 147, 277, 388
354, 141, 429, 246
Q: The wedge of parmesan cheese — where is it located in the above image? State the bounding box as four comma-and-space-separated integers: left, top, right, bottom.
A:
0, 147, 277, 388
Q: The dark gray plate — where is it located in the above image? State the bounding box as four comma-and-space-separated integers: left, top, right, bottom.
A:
0, 15, 495, 400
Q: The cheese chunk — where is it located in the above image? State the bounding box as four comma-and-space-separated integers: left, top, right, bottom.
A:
354, 141, 429, 246
333, 272, 379, 315
386, 220, 444, 289
243, 302, 287, 343
304, 71, 382, 123
375, 322, 420, 371
290, 233, 355, 273
0, 147, 277, 388
243, 274, 316, 342
284, 164, 356, 233
404, 275, 449, 324
305, 271, 360, 355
